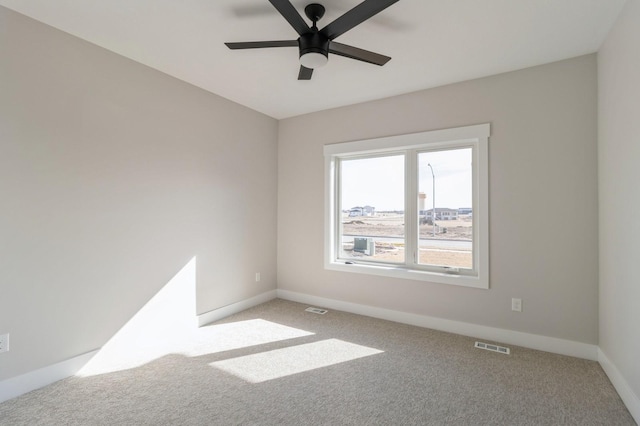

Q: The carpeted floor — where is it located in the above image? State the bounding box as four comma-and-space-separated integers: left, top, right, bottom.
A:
0, 299, 635, 425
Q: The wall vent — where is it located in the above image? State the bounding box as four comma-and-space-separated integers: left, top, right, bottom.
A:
475, 341, 510, 355
305, 307, 328, 315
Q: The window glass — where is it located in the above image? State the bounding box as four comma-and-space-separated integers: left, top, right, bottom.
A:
418, 148, 473, 269
339, 155, 405, 264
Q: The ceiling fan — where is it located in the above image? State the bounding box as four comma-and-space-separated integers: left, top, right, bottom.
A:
225, 0, 399, 80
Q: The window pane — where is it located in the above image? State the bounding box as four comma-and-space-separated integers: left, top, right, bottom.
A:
418, 148, 473, 269
339, 155, 405, 264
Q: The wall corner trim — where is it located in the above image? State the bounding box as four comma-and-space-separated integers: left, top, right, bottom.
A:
598, 348, 640, 424
276, 289, 598, 361
197, 290, 277, 327
0, 349, 99, 404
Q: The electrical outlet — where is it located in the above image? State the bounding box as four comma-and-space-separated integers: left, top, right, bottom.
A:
255, 272, 261, 282
511, 298, 522, 312
0, 333, 9, 353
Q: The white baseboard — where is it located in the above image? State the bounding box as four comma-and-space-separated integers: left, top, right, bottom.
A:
197, 290, 277, 327
0, 291, 277, 404
8, 290, 635, 422
0, 349, 99, 404
598, 348, 640, 424
276, 289, 598, 361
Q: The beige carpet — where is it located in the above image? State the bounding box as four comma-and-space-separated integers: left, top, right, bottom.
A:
0, 299, 635, 425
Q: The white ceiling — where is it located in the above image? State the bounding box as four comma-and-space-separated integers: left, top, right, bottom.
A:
0, 0, 627, 119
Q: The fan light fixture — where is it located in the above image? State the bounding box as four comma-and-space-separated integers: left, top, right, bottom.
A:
298, 15, 330, 69
300, 51, 328, 68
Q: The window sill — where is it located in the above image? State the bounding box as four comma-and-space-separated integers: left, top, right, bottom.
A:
325, 260, 489, 289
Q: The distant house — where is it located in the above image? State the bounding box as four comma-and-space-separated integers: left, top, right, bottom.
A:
424, 208, 459, 221
458, 207, 472, 215
349, 206, 375, 217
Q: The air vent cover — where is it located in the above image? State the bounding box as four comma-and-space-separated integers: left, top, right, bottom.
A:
475, 341, 510, 355
305, 307, 328, 315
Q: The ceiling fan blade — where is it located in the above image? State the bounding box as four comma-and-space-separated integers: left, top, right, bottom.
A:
225, 40, 298, 49
320, 0, 399, 40
269, 0, 310, 36
298, 65, 313, 80
329, 42, 391, 66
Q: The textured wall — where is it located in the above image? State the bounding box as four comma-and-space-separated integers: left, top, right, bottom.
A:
0, 7, 278, 380
278, 55, 598, 344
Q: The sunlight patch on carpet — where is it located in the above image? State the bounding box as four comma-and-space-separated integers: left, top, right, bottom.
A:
77, 257, 313, 377
210, 338, 383, 383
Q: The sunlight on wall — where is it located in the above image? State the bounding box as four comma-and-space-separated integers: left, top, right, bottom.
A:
74, 257, 380, 383
210, 339, 383, 383
77, 257, 313, 377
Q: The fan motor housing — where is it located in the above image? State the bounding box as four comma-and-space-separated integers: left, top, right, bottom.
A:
298, 32, 329, 60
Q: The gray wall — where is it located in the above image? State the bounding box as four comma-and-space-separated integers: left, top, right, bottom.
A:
598, 0, 640, 401
0, 7, 278, 381
278, 55, 599, 344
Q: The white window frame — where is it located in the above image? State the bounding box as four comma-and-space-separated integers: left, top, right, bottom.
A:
324, 123, 490, 289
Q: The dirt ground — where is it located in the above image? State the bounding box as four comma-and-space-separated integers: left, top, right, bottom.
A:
341, 213, 472, 268
343, 242, 472, 268
342, 213, 472, 240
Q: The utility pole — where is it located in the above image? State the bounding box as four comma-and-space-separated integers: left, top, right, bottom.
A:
428, 163, 436, 237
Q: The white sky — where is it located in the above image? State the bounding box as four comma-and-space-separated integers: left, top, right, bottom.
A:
341, 148, 472, 211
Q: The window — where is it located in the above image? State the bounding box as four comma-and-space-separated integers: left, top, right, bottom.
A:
324, 124, 489, 289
